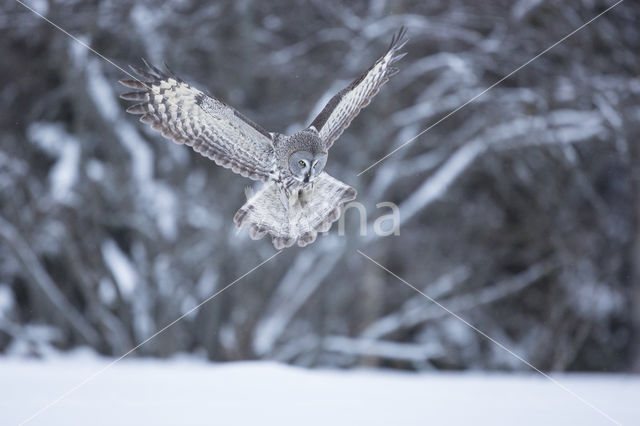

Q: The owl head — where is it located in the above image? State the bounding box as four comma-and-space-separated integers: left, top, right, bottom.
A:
283, 129, 327, 184
288, 149, 327, 183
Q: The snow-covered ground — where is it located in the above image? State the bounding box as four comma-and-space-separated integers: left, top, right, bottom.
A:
2, 352, 639, 426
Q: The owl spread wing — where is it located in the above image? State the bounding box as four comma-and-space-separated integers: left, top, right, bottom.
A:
310, 27, 408, 149
234, 172, 356, 249
120, 61, 274, 181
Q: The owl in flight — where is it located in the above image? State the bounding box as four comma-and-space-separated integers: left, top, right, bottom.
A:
120, 28, 407, 249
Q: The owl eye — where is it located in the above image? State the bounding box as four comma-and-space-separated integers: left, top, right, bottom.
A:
298, 160, 306, 167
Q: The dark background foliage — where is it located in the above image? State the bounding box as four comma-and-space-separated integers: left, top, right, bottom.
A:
1, 0, 639, 372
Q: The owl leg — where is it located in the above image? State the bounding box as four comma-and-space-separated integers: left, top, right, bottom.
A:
278, 187, 292, 211
234, 181, 295, 249
297, 189, 309, 209
298, 183, 317, 209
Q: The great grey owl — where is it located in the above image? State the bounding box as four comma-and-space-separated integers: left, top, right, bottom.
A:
119, 28, 407, 249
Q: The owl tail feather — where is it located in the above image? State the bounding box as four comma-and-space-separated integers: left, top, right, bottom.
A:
234, 173, 356, 249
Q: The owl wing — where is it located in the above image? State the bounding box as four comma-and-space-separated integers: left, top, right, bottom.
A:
310, 27, 408, 150
234, 172, 356, 249
119, 61, 274, 181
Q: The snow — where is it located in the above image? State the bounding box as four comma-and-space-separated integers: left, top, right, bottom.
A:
0, 283, 14, 317
97, 277, 117, 306
253, 253, 341, 356
49, 140, 80, 204
399, 140, 485, 224
101, 240, 138, 301
87, 60, 120, 122
1, 354, 638, 426
25, 0, 49, 16
511, 0, 544, 20
27, 122, 81, 204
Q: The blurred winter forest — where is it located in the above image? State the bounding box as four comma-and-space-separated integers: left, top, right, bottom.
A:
0, 0, 639, 373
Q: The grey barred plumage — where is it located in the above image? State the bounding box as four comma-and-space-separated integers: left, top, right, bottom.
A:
119, 28, 407, 249
311, 26, 408, 149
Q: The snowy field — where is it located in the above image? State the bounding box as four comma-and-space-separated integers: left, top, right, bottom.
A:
1, 353, 639, 426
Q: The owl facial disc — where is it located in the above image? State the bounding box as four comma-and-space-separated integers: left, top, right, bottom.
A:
288, 150, 327, 183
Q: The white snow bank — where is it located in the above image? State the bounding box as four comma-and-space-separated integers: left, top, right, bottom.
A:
1, 353, 638, 426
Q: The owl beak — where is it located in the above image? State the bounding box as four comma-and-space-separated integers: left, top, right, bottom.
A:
304, 173, 310, 183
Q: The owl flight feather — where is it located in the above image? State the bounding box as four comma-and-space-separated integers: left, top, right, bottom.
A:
119, 27, 407, 249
